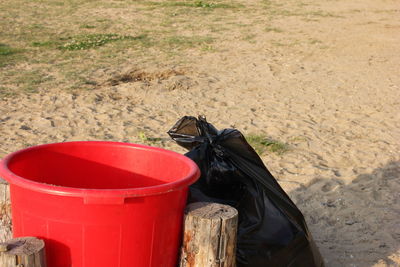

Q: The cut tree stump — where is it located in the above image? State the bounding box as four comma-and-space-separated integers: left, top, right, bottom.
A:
0, 179, 12, 242
0, 237, 46, 267
0, 179, 10, 204
179, 202, 238, 267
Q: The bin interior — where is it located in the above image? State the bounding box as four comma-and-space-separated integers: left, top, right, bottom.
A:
6, 143, 191, 189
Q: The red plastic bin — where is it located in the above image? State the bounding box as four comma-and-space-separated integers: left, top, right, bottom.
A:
0, 141, 200, 267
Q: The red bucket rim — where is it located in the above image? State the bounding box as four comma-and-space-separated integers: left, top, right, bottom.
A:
0, 141, 200, 199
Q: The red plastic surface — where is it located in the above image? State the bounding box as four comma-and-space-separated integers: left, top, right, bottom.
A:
0, 141, 200, 267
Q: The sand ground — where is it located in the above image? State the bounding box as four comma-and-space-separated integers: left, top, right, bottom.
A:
0, 0, 399, 266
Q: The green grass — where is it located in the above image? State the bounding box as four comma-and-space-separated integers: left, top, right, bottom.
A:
0, 44, 23, 67
266, 7, 342, 18
271, 38, 300, 47
32, 41, 60, 48
242, 33, 257, 43
80, 24, 96, 29
0, 0, 344, 96
0, 86, 17, 99
59, 34, 142, 50
143, 0, 238, 9
138, 132, 163, 145
246, 135, 289, 155
201, 44, 217, 52
0, 44, 20, 56
309, 38, 322, 44
14, 70, 53, 93
263, 0, 273, 7
305, 10, 342, 18
265, 26, 283, 33
373, 9, 399, 14
165, 35, 214, 48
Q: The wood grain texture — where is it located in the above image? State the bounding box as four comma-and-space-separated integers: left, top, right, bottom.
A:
0, 179, 11, 243
0, 237, 46, 267
179, 202, 238, 267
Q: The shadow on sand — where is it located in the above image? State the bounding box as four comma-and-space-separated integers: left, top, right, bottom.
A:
289, 161, 400, 267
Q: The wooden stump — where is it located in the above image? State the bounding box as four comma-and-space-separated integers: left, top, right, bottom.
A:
0, 237, 46, 267
0, 179, 12, 242
0, 179, 10, 204
179, 202, 238, 267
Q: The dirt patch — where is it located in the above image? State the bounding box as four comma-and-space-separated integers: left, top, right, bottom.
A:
106, 68, 186, 86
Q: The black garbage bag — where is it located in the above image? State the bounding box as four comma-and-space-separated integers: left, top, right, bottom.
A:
168, 116, 324, 267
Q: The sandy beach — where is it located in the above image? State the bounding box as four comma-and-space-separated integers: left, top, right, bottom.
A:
1, 0, 399, 265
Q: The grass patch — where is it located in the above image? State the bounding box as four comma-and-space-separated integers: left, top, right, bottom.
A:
305, 10, 342, 18
80, 24, 96, 29
32, 40, 60, 48
138, 132, 163, 145
271, 40, 285, 47
201, 44, 217, 52
14, 70, 53, 93
0, 86, 16, 99
143, 0, 238, 9
165, 35, 214, 48
0, 44, 23, 67
0, 0, 339, 95
59, 34, 145, 50
0, 44, 20, 56
373, 9, 399, 14
266, 7, 342, 18
271, 39, 299, 47
309, 38, 322, 44
242, 33, 257, 43
263, 0, 273, 6
265, 26, 283, 33
29, 24, 46, 30
246, 135, 289, 155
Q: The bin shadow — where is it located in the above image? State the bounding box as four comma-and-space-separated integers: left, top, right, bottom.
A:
288, 161, 400, 267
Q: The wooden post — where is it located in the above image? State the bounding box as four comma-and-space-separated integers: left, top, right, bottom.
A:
0, 237, 46, 267
0, 179, 12, 242
179, 202, 238, 267
0, 179, 10, 204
